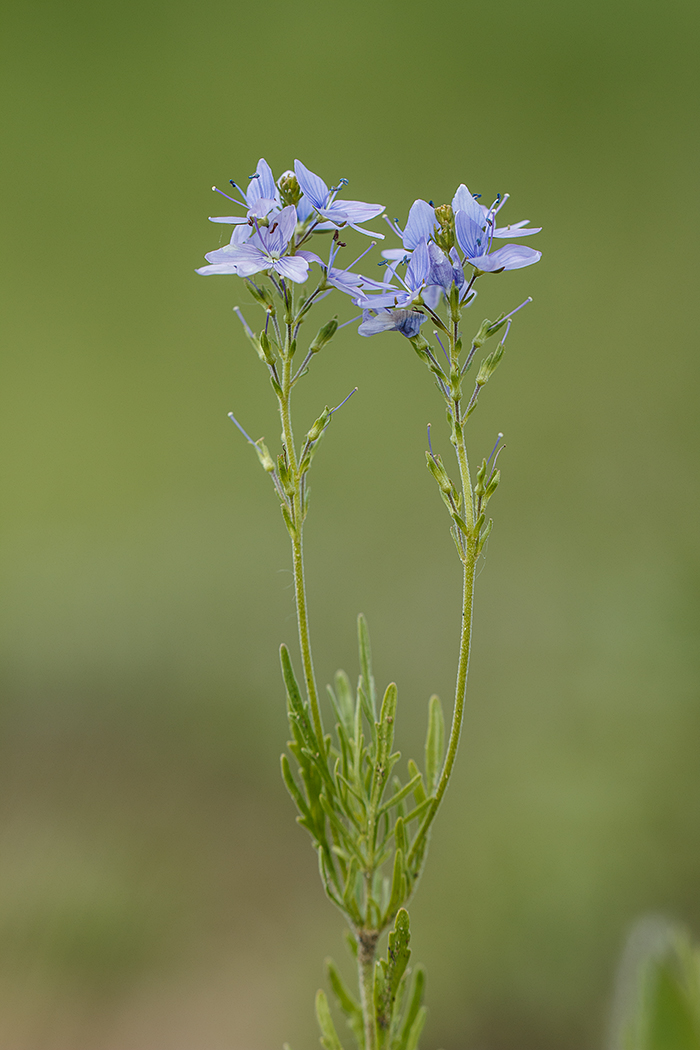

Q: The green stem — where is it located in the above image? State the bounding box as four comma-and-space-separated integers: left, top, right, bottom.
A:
278, 324, 324, 753
357, 931, 379, 1050
407, 318, 477, 868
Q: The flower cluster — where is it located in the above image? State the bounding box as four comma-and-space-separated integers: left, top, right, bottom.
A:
196, 161, 542, 343
196, 158, 387, 288
355, 183, 541, 337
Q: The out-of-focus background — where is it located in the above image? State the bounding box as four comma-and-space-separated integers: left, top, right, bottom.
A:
1, 0, 699, 1047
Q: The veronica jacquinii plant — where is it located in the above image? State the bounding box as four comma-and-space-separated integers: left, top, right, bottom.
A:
196, 158, 541, 1050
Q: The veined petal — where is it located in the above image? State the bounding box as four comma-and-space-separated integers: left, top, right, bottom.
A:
358, 310, 398, 336
452, 184, 484, 226
274, 255, 310, 283
347, 222, 384, 238
261, 205, 297, 254
196, 261, 244, 275
471, 244, 542, 271
247, 158, 277, 204
493, 220, 542, 238
455, 211, 488, 259
406, 239, 430, 289
402, 199, 436, 250
295, 250, 324, 267
294, 160, 329, 209
326, 199, 384, 223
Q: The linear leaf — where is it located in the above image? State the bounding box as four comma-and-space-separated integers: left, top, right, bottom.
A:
425, 694, 445, 794
316, 989, 345, 1050
358, 614, 377, 719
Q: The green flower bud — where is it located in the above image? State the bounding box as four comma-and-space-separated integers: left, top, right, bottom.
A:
426, 451, 452, 493
259, 330, 276, 366
434, 204, 455, 252
254, 439, 275, 473
278, 171, 303, 207
247, 283, 275, 309
309, 318, 338, 354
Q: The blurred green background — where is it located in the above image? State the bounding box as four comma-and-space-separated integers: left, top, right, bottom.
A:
1, 0, 699, 1047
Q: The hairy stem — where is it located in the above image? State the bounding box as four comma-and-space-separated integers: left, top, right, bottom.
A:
278, 322, 324, 753
357, 931, 379, 1050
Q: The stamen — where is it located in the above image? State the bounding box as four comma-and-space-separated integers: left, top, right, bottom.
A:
248, 172, 260, 179
228, 181, 250, 205
341, 241, 376, 274
330, 387, 358, 413
384, 215, 404, 238
503, 296, 533, 321
433, 331, 449, 363
501, 319, 513, 344
233, 306, 255, 339
213, 185, 241, 204
227, 411, 257, 445
427, 423, 434, 456
493, 192, 510, 215
486, 432, 504, 466
337, 315, 362, 330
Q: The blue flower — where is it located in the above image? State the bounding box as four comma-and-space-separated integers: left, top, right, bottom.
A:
294, 160, 385, 237
208, 157, 282, 226
454, 210, 541, 272
196, 206, 309, 283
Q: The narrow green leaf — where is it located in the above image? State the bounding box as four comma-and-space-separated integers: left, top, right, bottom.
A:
394, 966, 425, 1050
406, 760, 426, 807
280, 753, 313, 824
385, 847, 406, 923
377, 909, 412, 1036
281, 645, 318, 754
358, 614, 377, 719
394, 817, 408, 857
343, 928, 358, 959
402, 796, 433, 827
377, 773, 423, 819
404, 1006, 427, 1050
425, 695, 445, 794
316, 989, 345, 1050
371, 684, 398, 809
335, 670, 356, 737
325, 957, 364, 1048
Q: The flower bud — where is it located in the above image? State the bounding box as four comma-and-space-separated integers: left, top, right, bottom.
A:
278, 171, 303, 207
434, 204, 455, 252
309, 318, 338, 354
254, 439, 275, 473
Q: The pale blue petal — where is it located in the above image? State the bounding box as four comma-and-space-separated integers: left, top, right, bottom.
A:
402, 200, 436, 250
406, 239, 430, 288
294, 160, 329, 209
208, 215, 248, 224
455, 212, 488, 259
274, 255, 310, 283
327, 199, 384, 222
422, 284, 443, 310
493, 220, 542, 238
451, 184, 483, 226
471, 244, 542, 271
